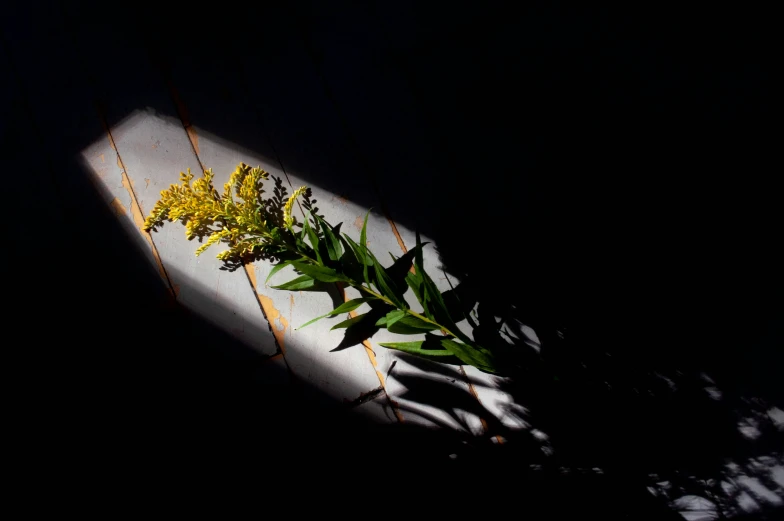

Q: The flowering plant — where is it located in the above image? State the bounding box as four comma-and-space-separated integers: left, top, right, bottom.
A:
144, 163, 506, 374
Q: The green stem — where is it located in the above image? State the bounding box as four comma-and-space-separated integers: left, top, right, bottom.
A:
353, 281, 458, 339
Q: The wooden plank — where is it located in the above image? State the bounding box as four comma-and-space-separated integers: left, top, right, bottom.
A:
343, 284, 485, 434
111, 111, 279, 360
0, 7, 227, 431
292, 11, 494, 431
62, 9, 279, 359
156, 29, 388, 407
237, 33, 416, 414
81, 126, 168, 282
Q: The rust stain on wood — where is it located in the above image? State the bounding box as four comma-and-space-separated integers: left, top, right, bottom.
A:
97, 105, 175, 298
245, 264, 259, 290
110, 197, 128, 217
119, 170, 169, 285
167, 78, 288, 357
258, 294, 289, 354
245, 264, 289, 354
386, 217, 408, 254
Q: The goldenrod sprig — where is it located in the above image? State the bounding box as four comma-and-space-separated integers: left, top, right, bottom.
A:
141, 163, 504, 375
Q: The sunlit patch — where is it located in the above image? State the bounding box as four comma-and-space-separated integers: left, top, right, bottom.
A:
738, 418, 762, 440
79, 109, 509, 428
768, 407, 784, 429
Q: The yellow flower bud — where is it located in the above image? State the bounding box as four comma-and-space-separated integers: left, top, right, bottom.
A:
283, 186, 307, 228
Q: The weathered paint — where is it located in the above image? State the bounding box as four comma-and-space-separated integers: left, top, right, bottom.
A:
160, 49, 385, 404
258, 293, 289, 355
105, 110, 278, 357
13, 1, 517, 435
119, 165, 169, 285
233, 34, 440, 422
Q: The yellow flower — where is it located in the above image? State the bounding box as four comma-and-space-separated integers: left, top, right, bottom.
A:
195, 229, 230, 256
142, 163, 286, 262
283, 186, 307, 228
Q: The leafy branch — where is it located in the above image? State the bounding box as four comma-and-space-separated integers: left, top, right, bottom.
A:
144, 163, 505, 374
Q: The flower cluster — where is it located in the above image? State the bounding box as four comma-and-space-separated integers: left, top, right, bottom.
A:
283, 186, 307, 228
143, 163, 301, 261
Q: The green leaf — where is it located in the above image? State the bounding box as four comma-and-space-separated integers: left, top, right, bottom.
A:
265, 260, 293, 284
343, 232, 375, 288
342, 234, 363, 262
296, 314, 329, 330
375, 312, 437, 333
360, 211, 371, 285
331, 314, 367, 330
303, 212, 322, 264
388, 315, 439, 335
314, 214, 343, 262
410, 237, 470, 342
405, 272, 424, 306
360, 211, 370, 253
296, 298, 374, 330
329, 297, 374, 316
290, 261, 348, 283
367, 249, 403, 307
422, 271, 451, 323
344, 234, 373, 287
338, 234, 359, 261
378, 341, 462, 364
440, 338, 497, 373
383, 310, 406, 328
272, 274, 316, 291
386, 244, 424, 282
342, 234, 373, 265
414, 231, 425, 272
337, 235, 364, 280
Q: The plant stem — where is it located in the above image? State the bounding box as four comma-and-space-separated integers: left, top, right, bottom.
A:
263, 229, 461, 340
353, 280, 458, 339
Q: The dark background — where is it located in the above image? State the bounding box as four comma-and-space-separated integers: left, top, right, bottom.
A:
3, 2, 780, 517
